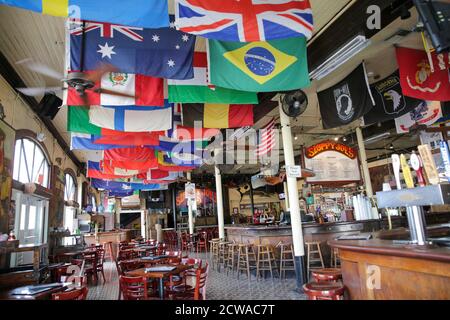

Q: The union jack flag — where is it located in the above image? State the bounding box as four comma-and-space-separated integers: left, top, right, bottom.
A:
175, 0, 314, 42
69, 20, 144, 41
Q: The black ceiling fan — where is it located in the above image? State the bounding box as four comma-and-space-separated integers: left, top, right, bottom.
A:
15, 21, 135, 105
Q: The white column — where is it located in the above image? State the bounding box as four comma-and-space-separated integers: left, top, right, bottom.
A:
279, 103, 305, 257
283, 181, 290, 211
215, 166, 225, 239
356, 127, 374, 197
186, 172, 194, 235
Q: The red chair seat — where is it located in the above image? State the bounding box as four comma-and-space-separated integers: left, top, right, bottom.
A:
311, 268, 342, 282
303, 282, 345, 300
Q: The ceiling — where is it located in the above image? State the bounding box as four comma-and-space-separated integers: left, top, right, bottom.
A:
0, 1, 426, 176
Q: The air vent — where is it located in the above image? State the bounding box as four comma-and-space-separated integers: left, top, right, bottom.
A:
385, 29, 412, 44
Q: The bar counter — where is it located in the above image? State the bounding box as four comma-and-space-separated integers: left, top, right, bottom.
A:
329, 239, 450, 299
84, 229, 132, 257
225, 213, 450, 265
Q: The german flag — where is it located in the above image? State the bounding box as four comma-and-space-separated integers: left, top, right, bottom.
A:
181, 104, 254, 128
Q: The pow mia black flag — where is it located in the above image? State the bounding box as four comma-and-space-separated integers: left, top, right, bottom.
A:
318, 63, 375, 129
363, 71, 424, 125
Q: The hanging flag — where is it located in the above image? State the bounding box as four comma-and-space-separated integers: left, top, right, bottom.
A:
69, 16, 195, 80
395, 101, 443, 134
174, 0, 313, 42
255, 118, 277, 157
165, 104, 220, 141
108, 190, 134, 197
87, 161, 132, 180
71, 133, 129, 150
0, 0, 169, 28
208, 37, 310, 92
318, 63, 375, 129
104, 147, 156, 162
168, 52, 258, 104
90, 178, 167, 191
363, 71, 425, 125
164, 152, 203, 167
88, 104, 172, 132
68, 106, 163, 144
157, 151, 198, 172
182, 103, 254, 128
92, 132, 161, 147
67, 72, 164, 106
101, 160, 154, 175
396, 47, 450, 101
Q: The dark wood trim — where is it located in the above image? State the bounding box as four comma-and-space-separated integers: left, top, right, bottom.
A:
0, 50, 83, 171
12, 180, 53, 199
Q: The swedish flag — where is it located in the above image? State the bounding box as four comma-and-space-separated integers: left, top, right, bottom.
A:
0, 0, 169, 28
209, 37, 310, 92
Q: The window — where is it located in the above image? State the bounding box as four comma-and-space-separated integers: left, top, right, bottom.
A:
64, 173, 76, 202
13, 138, 50, 188
64, 173, 77, 244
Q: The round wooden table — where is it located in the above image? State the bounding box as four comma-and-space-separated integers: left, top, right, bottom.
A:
126, 264, 193, 299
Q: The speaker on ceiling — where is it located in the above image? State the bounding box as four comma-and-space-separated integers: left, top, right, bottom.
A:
413, 0, 450, 53
37, 93, 62, 120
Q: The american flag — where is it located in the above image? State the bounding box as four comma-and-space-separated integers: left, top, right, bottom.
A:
256, 118, 276, 157
175, 0, 314, 42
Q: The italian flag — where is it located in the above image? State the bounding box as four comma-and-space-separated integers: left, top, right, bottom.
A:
168, 52, 258, 104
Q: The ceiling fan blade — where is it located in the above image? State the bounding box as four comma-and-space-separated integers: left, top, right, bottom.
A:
85, 63, 118, 83
16, 59, 63, 80
16, 86, 63, 96
96, 88, 136, 99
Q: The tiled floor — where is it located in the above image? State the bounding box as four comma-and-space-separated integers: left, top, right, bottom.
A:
87, 252, 307, 300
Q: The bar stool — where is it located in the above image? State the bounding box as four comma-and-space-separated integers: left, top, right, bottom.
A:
303, 282, 345, 300
103, 241, 115, 262
237, 243, 257, 281
217, 241, 230, 273
305, 241, 324, 278
256, 244, 277, 281
209, 239, 220, 270
311, 268, 342, 282
225, 242, 239, 276
278, 243, 296, 280
330, 247, 340, 268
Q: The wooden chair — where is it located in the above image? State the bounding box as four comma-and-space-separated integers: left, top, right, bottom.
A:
119, 276, 149, 300
96, 248, 106, 282
197, 232, 208, 253
169, 263, 209, 300
71, 258, 97, 284
117, 249, 138, 261
165, 250, 182, 258
51, 287, 89, 300
166, 258, 203, 294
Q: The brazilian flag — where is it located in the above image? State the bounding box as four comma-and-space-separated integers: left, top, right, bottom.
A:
208, 37, 310, 92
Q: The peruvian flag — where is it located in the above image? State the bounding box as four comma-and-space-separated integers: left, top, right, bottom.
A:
396, 47, 450, 101
67, 72, 164, 106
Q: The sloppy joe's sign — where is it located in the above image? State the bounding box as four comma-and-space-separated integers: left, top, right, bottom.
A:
305, 141, 356, 159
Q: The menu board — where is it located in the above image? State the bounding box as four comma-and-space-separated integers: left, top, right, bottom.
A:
304, 141, 361, 183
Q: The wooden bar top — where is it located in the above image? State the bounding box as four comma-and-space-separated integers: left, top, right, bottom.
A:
329, 239, 450, 263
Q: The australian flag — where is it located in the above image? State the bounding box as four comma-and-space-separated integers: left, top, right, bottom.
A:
69, 16, 195, 80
